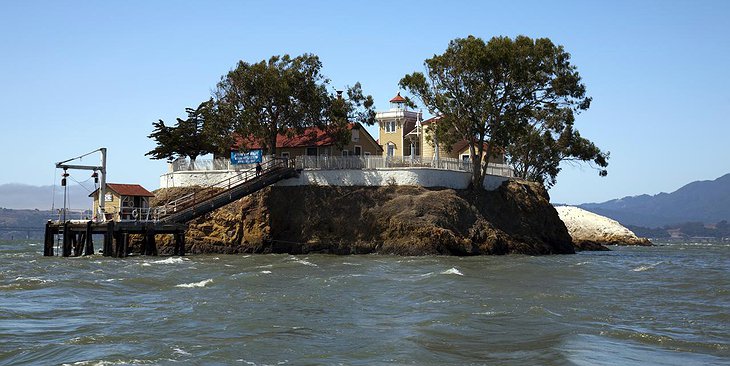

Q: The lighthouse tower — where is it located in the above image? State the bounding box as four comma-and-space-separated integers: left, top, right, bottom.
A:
376, 92, 422, 158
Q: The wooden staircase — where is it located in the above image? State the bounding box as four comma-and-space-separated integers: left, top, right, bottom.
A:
156, 158, 297, 224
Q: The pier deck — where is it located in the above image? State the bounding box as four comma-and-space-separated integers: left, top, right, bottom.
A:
44, 220, 186, 258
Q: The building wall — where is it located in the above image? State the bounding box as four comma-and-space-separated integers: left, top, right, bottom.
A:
161, 168, 510, 191
378, 123, 403, 157
92, 191, 122, 221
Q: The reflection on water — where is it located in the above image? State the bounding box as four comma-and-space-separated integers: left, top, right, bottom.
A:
0, 240, 728, 365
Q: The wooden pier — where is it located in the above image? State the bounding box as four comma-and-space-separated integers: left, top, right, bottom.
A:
43, 220, 186, 258
43, 157, 297, 258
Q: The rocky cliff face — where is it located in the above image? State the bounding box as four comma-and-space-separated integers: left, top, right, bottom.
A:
151, 180, 575, 255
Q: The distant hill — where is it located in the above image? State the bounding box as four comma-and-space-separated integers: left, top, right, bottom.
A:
0, 183, 92, 210
579, 173, 730, 228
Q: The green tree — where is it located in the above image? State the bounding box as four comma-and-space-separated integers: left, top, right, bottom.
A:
507, 108, 609, 188
146, 100, 216, 164
145, 119, 177, 162
400, 35, 604, 188
215, 54, 330, 156
325, 82, 377, 149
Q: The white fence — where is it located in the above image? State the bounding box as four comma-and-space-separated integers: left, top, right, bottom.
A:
170, 156, 513, 178
295, 156, 513, 177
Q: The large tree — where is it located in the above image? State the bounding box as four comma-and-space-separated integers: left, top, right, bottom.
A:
215, 54, 377, 155
215, 54, 330, 156
400, 35, 606, 188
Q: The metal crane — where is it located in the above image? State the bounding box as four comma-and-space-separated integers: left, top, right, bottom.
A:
55, 148, 107, 222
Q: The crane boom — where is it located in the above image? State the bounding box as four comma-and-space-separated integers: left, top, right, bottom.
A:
56, 148, 108, 222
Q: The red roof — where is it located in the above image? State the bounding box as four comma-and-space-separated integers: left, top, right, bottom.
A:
421, 116, 441, 125
390, 92, 406, 103
89, 183, 154, 198
234, 123, 368, 150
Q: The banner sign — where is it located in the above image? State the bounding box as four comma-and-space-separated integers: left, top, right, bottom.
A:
231, 149, 263, 164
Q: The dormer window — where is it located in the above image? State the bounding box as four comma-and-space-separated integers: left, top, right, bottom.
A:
385, 120, 396, 133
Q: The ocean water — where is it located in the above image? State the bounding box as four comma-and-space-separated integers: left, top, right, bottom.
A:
0, 240, 728, 365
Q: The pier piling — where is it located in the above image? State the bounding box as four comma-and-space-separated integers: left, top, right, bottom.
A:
44, 222, 54, 256
84, 221, 94, 255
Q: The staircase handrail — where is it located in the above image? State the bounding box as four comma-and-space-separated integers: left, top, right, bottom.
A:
156, 158, 290, 219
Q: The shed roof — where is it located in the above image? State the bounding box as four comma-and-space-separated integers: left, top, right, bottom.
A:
89, 183, 155, 198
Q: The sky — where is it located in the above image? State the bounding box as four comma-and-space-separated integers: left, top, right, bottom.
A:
1, 0, 728, 208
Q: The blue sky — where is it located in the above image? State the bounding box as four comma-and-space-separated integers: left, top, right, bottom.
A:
1, 0, 728, 207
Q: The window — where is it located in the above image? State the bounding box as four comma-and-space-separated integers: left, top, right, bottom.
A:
385, 120, 396, 133
306, 147, 318, 156
387, 143, 395, 157
354, 145, 362, 156
351, 129, 360, 142
281, 152, 290, 159
364, 152, 371, 156
342, 150, 349, 156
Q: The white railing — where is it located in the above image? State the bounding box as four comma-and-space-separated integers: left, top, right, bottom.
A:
54, 209, 93, 222
171, 155, 513, 177
294, 155, 514, 177
171, 158, 230, 172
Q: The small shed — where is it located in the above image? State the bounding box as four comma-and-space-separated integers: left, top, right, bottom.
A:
89, 183, 155, 221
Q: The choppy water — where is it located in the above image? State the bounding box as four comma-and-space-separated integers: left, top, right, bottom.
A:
1, 240, 728, 365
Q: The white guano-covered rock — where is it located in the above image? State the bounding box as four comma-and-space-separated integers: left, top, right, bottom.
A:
555, 206, 651, 246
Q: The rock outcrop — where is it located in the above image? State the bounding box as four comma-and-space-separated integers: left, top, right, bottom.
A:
555, 206, 652, 248
149, 180, 575, 255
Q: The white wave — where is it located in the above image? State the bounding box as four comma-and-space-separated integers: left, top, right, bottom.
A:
151, 257, 189, 265
632, 261, 664, 272
472, 311, 499, 316
260, 270, 272, 274
172, 347, 191, 356
14, 276, 53, 283
441, 268, 464, 276
342, 262, 361, 266
289, 257, 317, 267
175, 279, 213, 288
62, 360, 156, 366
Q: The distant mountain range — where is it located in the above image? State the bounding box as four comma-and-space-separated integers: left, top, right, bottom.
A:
0, 183, 93, 210
579, 173, 730, 228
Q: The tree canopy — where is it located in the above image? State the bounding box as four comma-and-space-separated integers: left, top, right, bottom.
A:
148, 53, 376, 162
400, 35, 608, 188
145, 100, 216, 163
213, 54, 376, 155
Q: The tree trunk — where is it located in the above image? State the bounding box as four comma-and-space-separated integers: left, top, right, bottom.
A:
470, 143, 484, 189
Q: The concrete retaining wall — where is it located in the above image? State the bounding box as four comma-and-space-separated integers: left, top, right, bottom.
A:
160, 168, 510, 191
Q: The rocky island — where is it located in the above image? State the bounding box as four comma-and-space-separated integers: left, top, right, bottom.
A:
150, 179, 576, 256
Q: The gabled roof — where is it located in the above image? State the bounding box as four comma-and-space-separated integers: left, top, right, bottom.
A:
233, 122, 382, 152
89, 183, 155, 198
389, 92, 406, 103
